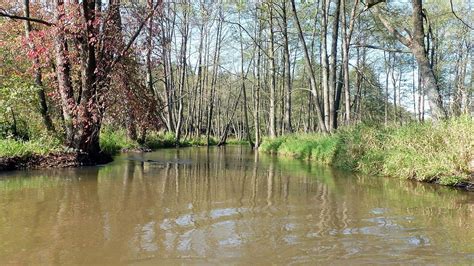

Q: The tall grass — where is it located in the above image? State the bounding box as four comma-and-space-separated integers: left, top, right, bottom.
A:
260, 116, 474, 186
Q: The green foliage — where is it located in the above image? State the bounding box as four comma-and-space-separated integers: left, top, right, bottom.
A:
380, 116, 473, 185
99, 128, 139, 155
144, 132, 217, 149
260, 116, 474, 186
187, 136, 217, 146
144, 132, 176, 149
261, 134, 339, 163
310, 135, 339, 164
0, 76, 44, 140
0, 137, 63, 157
0, 127, 225, 158
226, 138, 250, 145
259, 136, 288, 153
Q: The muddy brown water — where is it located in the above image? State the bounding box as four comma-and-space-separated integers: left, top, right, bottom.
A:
0, 146, 473, 264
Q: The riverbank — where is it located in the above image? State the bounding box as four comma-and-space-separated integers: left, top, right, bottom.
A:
0, 130, 246, 171
0, 152, 111, 171
260, 116, 474, 189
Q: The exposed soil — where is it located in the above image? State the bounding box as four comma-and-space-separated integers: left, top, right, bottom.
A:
0, 152, 112, 171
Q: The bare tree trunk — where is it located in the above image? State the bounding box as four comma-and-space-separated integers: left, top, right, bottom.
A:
341, 0, 359, 125
238, 12, 254, 147
161, 3, 176, 133
290, 0, 328, 133
391, 55, 397, 123
175, 3, 188, 143
268, 2, 277, 138
23, 0, 55, 133
193, 22, 205, 137
321, 0, 330, 129
329, 0, 341, 130
418, 66, 425, 121
281, 1, 292, 134
254, 5, 262, 148
452, 40, 468, 116
206, 10, 223, 145
54, 0, 75, 145
374, 0, 447, 120
412, 59, 417, 120
384, 51, 391, 126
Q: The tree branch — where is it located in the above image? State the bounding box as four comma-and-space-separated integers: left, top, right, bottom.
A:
350, 43, 411, 53
108, 0, 162, 71
223, 19, 271, 59
371, 7, 412, 47
0, 10, 53, 26
449, 0, 473, 30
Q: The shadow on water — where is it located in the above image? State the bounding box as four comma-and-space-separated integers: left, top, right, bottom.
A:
0, 146, 472, 264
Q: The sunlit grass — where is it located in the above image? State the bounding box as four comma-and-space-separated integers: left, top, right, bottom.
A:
260, 116, 474, 186
0, 137, 63, 157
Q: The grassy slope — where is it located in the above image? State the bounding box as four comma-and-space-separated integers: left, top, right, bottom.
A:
260, 116, 474, 186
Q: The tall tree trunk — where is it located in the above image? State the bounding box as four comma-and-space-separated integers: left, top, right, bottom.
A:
254, 5, 262, 148
23, 0, 55, 133
54, 0, 75, 146
290, 0, 328, 133
175, 3, 188, 143
341, 0, 359, 125
373, 0, 447, 120
238, 11, 254, 147
281, 1, 292, 134
268, 3, 277, 138
329, 0, 341, 130
384, 51, 391, 126
412, 58, 417, 120
321, 0, 330, 129
206, 9, 223, 145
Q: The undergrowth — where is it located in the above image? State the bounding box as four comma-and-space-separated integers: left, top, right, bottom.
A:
100, 130, 219, 155
260, 116, 474, 186
0, 137, 63, 157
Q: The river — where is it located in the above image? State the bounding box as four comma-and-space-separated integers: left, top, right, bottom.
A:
0, 146, 472, 264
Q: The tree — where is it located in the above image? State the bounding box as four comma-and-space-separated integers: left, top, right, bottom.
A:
372, 0, 447, 120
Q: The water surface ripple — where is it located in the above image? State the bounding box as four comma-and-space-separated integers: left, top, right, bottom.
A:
0, 147, 472, 264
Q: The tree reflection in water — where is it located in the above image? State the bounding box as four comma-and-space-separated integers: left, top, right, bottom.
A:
0, 146, 472, 264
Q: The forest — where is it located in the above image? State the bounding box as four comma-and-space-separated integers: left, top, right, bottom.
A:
0, 0, 473, 187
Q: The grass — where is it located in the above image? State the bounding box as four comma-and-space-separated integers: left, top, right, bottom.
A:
223, 138, 250, 145
144, 132, 217, 149
100, 130, 220, 154
99, 128, 140, 155
0, 129, 222, 159
260, 116, 474, 186
0, 137, 63, 157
